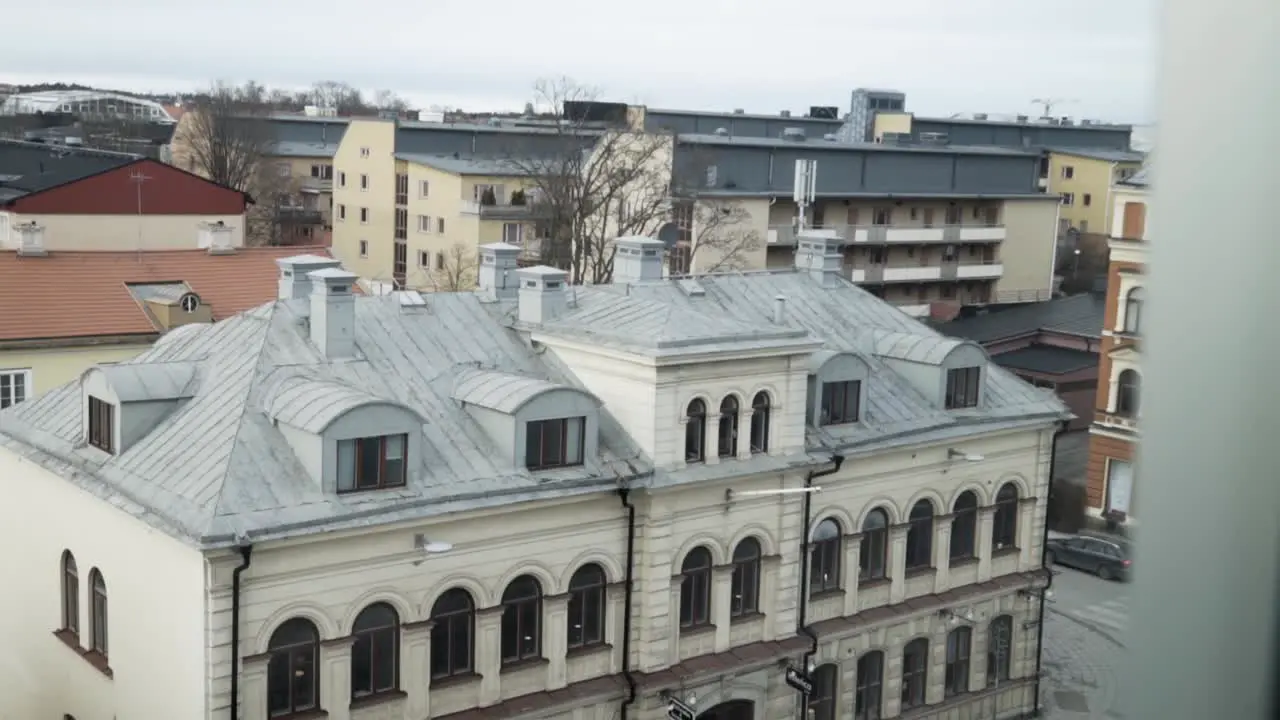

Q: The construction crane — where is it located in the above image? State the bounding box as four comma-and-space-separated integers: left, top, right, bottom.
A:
1032, 98, 1077, 117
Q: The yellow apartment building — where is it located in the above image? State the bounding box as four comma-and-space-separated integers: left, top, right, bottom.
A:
1045, 149, 1145, 235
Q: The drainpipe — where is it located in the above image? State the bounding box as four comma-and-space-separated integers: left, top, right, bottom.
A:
1032, 421, 1069, 716
229, 543, 254, 720
617, 488, 639, 720
797, 455, 845, 672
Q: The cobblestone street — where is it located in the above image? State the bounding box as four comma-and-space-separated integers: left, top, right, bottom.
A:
1038, 555, 1129, 719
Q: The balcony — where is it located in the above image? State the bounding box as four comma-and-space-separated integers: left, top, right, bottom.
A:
953, 262, 1004, 280
459, 200, 546, 220
300, 176, 334, 194
1095, 409, 1141, 434
768, 223, 1007, 246
276, 207, 323, 225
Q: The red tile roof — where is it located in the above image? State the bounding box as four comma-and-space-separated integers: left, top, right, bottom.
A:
0, 246, 338, 342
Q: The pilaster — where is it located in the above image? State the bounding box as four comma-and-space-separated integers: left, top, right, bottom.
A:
240, 654, 269, 720
475, 607, 503, 706
402, 620, 433, 718
841, 534, 862, 616
544, 594, 570, 689
321, 636, 354, 720
977, 507, 996, 582
934, 519, 953, 593
712, 565, 733, 652
888, 526, 909, 604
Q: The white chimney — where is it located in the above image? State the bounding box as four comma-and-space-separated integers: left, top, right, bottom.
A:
276, 255, 342, 301
793, 228, 846, 287
516, 266, 570, 325
308, 267, 359, 359
200, 221, 236, 255
613, 236, 666, 284
15, 221, 46, 257
477, 242, 521, 300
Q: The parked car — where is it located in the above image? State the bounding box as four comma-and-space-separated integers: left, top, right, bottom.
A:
1045, 533, 1132, 581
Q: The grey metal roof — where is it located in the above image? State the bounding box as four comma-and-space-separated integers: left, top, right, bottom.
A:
272, 141, 341, 158
395, 153, 536, 176
452, 369, 587, 414
939, 293, 1106, 344
1120, 166, 1151, 187
0, 264, 1067, 548
871, 331, 970, 365
95, 362, 198, 402
649, 107, 844, 125
694, 190, 1055, 201
1045, 147, 1146, 163
678, 133, 1036, 157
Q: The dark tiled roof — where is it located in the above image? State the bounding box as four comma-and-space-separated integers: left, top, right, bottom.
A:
939, 293, 1105, 343
995, 345, 1099, 374
0, 139, 139, 199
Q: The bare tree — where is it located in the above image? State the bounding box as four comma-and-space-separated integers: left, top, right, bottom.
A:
666, 148, 763, 273
427, 243, 479, 292
374, 89, 409, 113
310, 81, 367, 115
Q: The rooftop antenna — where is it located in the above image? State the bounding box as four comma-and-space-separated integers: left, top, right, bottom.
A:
130, 170, 153, 261
1031, 98, 1077, 117
792, 158, 817, 231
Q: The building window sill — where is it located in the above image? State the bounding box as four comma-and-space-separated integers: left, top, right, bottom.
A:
991, 545, 1021, 559
500, 656, 550, 674
807, 587, 845, 602
678, 622, 716, 638
53, 629, 113, 678
430, 671, 482, 690
858, 576, 892, 590
566, 642, 612, 660
349, 689, 407, 710
269, 710, 328, 720
904, 565, 936, 579
948, 555, 979, 568
730, 611, 766, 625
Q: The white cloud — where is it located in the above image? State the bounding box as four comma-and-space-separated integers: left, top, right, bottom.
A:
0, 0, 1158, 120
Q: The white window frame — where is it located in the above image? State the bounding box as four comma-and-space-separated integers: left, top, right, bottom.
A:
360, 208, 369, 224
1061, 165, 1074, 179
358, 240, 369, 258
360, 174, 369, 192
418, 215, 432, 233
0, 368, 32, 409
503, 222, 524, 245
1061, 192, 1075, 206
338, 171, 347, 188
337, 204, 346, 221
418, 250, 429, 267
276, 162, 292, 178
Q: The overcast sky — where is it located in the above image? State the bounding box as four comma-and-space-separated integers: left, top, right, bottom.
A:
2, 0, 1159, 122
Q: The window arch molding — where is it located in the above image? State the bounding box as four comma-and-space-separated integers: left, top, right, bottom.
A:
856, 498, 901, 528
726, 522, 780, 557
340, 588, 415, 634
420, 575, 492, 617
556, 550, 623, 589
949, 482, 990, 508
254, 602, 339, 654
992, 472, 1031, 499
810, 507, 856, 536
669, 533, 728, 574
492, 561, 559, 599
680, 393, 716, 420
746, 384, 781, 405
717, 390, 748, 411
902, 488, 948, 520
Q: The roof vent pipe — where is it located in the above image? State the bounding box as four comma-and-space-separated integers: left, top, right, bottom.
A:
773, 295, 787, 325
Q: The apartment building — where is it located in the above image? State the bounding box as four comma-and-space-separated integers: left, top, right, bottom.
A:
0, 139, 249, 250
1086, 168, 1148, 527
1045, 148, 1145, 235
0, 232, 1065, 720
869, 111, 1133, 153
330, 117, 583, 290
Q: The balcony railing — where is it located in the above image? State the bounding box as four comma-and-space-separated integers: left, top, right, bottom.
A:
275, 207, 323, 225
460, 200, 546, 220
1094, 409, 1141, 433
769, 223, 1007, 246
850, 260, 1004, 284
300, 176, 333, 194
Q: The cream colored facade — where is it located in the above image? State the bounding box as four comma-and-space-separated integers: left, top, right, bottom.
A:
0, 342, 152, 404
1046, 152, 1143, 235
330, 119, 398, 284
0, 210, 245, 251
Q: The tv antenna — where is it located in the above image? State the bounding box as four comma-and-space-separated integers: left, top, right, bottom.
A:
130, 170, 153, 260
793, 159, 817, 231
1031, 98, 1077, 117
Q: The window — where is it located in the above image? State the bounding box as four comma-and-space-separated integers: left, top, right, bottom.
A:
351, 603, 399, 699
500, 575, 542, 664
0, 368, 30, 408
854, 651, 884, 720
394, 173, 407, 205
310, 164, 333, 180
360, 207, 369, 224
905, 500, 934, 569
749, 392, 770, 453
567, 564, 606, 649
992, 483, 1019, 550
944, 206, 962, 225
684, 399, 707, 463
394, 208, 407, 240
338, 171, 347, 187
359, 240, 368, 258
525, 417, 585, 470
437, 217, 445, 233
434, 252, 444, 271
503, 222, 524, 245
987, 615, 1013, 685
730, 538, 761, 617
1115, 369, 1141, 416
419, 250, 429, 268
950, 491, 978, 560
1124, 288, 1145, 334
1060, 192, 1075, 205
430, 589, 474, 679
1079, 220, 1090, 233
872, 207, 892, 225
1061, 165, 1074, 179
88, 569, 108, 656
337, 434, 407, 492
901, 638, 929, 709
945, 367, 981, 409
360, 147, 370, 158
277, 163, 292, 177
418, 215, 431, 232
809, 518, 841, 594
267, 618, 320, 717
717, 396, 739, 458
945, 626, 972, 696
808, 664, 839, 720
860, 508, 889, 581
678, 546, 712, 628
61, 551, 78, 635
338, 204, 346, 220
419, 180, 430, 198
87, 396, 114, 454
1083, 193, 1093, 207
819, 380, 861, 425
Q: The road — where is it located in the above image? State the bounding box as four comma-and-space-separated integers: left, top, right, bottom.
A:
1038, 539, 1130, 719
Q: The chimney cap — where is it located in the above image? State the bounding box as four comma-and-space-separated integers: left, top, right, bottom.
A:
277, 254, 341, 269
308, 267, 358, 283
479, 242, 522, 255
615, 235, 666, 248
516, 265, 569, 282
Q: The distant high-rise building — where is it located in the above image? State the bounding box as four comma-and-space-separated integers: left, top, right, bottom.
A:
839, 88, 907, 142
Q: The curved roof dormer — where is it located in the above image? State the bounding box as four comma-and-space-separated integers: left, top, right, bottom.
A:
871, 331, 990, 410
80, 361, 200, 455
265, 375, 424, 434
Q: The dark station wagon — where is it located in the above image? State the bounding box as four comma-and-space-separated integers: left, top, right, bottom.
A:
1045, 532, 1133, 581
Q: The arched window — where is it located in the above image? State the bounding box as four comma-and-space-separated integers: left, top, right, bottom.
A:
500, 575, 543, 665
749, 392, 770, 454
60, 550, 79, 636
901, 638, 929, 710
1115, 369, 1141, 416
567, 564, 606, 649
992, 484, 1019, 550
809, 518, 842, 595
730, 538, 761, 617
718, 396, 739, 458
808, 663, 839, 720
987, 615, 1014, 685
860, 508, 890, 581
267, 618, 320, 716
854, 651, 884, 720
905, 500, 934, 569
429, 589, 474, 680
351, 603, 399, 699
950, 491, 979, 561
945, 626, 972, 696
89, 569, 107, 657
685, 399, 707, 463
1124, 287, 1144, 333
679, 546, 712, 628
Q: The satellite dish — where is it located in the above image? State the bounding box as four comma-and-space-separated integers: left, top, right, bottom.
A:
656, 222, 679, 248
178, 292, 201, 313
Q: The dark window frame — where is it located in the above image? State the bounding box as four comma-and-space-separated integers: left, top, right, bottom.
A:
749, 391, 770, 454
567, 564, 607, 650
945, 366, 981, 409
854, 650, 884, 720
87, 396, 114, 454
1116, 369, 1141, 416
987, 615, 1013, 686
809, 518, 842, 595
819, 379, 861, 426
901, 638, 929, 709
337, 434, 408, 492
730, 538, 761, 617
351, 603, 399, 699
500, 575, 543, 665
717, 396, 739, 458
429, 589, 474, 680
905, 500, 934, 569
684, 399, 707, 463
808, 663, 839, 720
950, 491, 979, 560
679, 547, 713, 629
525, 417, 586, 470
61, 550, 79, 635
1124, 288, 1145, 334
992, 483, 1019, 550
860, 508, 890, 581
89, 569, 107, 657
266, 618, 320, 717
945, 626, 972, 696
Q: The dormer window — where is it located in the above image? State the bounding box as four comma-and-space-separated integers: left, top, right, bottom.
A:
87, 396, 115, 454
945, 367, 981, 409
337, 434, 407, 492
525, 417, 585, 470
819, 380, 861, 426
